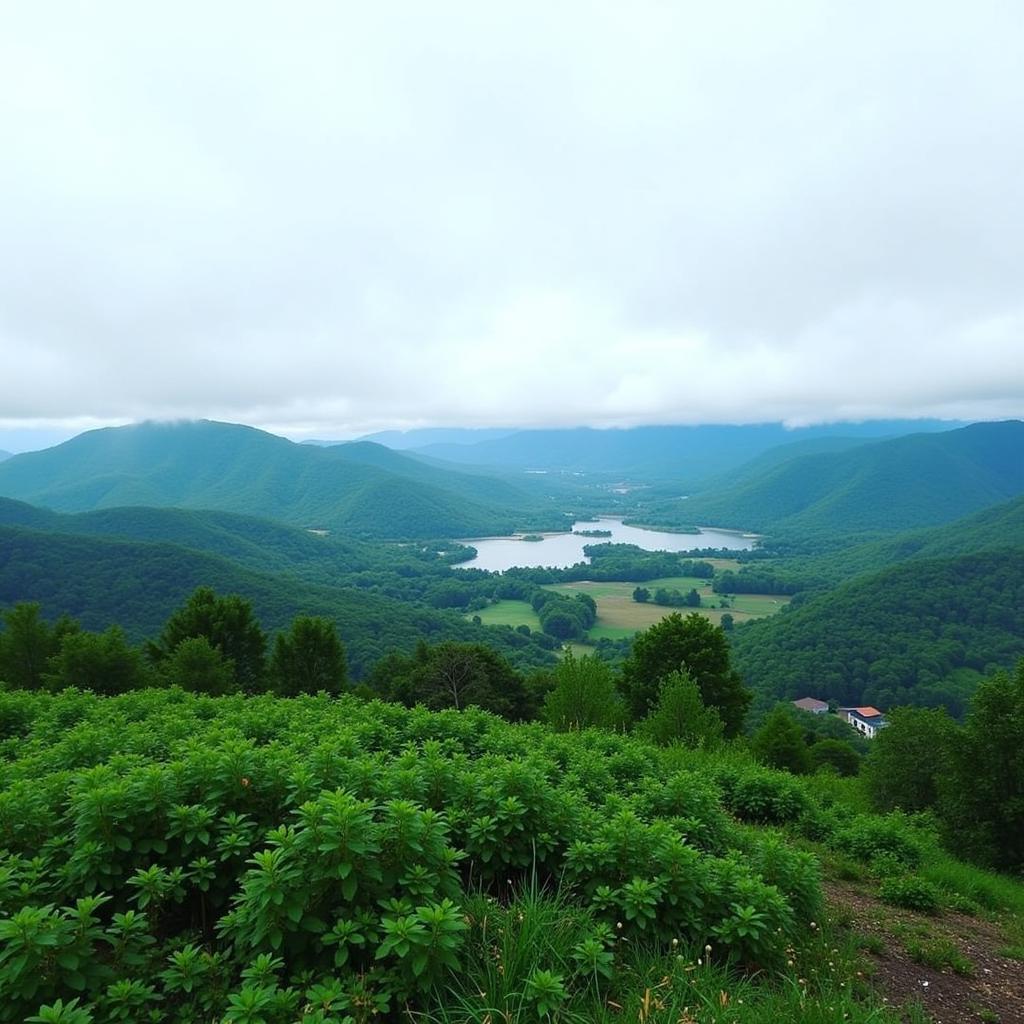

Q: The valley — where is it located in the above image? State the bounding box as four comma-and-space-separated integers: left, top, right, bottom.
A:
1, 416, 1022, 1024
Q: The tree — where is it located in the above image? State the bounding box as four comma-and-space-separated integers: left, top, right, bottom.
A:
638, 669, 724, 748
751, 706, 812, 774
161, 636, 237, 695
720, 613, 734, 632
44, 626, 148, 695
863, 707, 957, 813
368, 641, 534, 720
940, 660, 1024, 871
685, 588, 701, 608
0, 603, 75, 690
632, 587, 650, 603
543, 651, 624, 731
270, 616, 348, 696
809, 738, 860, 776
148, 587, 266, 691
619, 613, 750, 735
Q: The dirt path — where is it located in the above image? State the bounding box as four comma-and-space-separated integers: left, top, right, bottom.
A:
825, 881, 1024, 1024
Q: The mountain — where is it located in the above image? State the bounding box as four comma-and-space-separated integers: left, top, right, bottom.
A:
0, 523, 556, 677
788, 494, 1024, 585
0, 420, 559, 539
668, 421, 1024, 539
411, 420, 961, 481
0, 497, 410, 584
730, 549, 1024, 717
355, 427, 516, 449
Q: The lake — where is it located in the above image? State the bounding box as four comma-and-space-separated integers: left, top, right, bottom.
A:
455, 517, 757, 572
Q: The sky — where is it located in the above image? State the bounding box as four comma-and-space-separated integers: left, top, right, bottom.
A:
1, 1, 1022, 451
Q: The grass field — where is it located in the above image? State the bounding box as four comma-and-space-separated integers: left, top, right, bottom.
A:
469, 599, 542, 630
467, 576, 789, 644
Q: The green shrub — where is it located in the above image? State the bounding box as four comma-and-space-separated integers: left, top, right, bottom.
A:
834, 814, 924, 868
878, 875, 942, 915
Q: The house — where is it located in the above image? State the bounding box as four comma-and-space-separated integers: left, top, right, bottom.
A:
792, 697, 829, 714
839, 706, 888, 739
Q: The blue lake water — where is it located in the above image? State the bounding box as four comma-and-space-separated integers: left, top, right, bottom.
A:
455, 517, 757, 572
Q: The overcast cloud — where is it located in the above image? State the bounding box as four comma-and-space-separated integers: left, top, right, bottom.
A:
1, 0, 1022, 447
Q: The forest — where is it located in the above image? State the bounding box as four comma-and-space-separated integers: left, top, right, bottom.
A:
2, 417, 1024, 1022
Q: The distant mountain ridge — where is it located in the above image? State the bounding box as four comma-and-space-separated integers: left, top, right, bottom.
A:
409, 420, 963, 481
0, 420, 560, 539
668, 421, 1024, 537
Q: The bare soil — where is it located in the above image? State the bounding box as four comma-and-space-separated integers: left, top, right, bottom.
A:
825, 881, 1024, 1024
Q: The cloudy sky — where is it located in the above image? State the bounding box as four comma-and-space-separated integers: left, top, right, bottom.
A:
1, 1, 1022, 449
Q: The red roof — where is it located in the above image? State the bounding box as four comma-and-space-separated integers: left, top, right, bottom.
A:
853, 706, 882, 717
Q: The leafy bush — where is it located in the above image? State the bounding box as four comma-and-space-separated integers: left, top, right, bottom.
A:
833, 814, 924, 869
877, 875, 942, 915
0, 688, 826, 1020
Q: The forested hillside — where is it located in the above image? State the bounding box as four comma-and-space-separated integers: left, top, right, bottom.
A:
730, 549, 1024, 715
0, 525, 555, 676
0, 421, 560, 539
787, 494, 1024, 586
650, 421, 1024, 538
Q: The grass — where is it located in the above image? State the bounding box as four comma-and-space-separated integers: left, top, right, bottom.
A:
918, 853, 1024, 918
544, 578, 790, 640
904, 935, 974, 975
467, 600, 542, 630
423, 886, 901, 1024
465, 575, 789, 642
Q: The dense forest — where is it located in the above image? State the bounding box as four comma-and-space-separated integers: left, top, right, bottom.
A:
730, 550, 1024, 715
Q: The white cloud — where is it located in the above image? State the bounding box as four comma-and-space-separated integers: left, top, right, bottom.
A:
0, 0, 1022, 444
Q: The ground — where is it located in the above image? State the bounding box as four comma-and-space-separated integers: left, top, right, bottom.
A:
826, 880, 1024, 1023
467, 577, 789, 641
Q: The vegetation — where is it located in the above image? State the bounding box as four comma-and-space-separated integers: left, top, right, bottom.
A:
619, 612, 751, 735
861, 660, 1024, 872
0, 420, 565, 540
647, 421, 1024, 538
731, 550, 1024, 715
0, 527, 557, 678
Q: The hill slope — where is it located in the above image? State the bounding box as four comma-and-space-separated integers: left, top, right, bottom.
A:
0, 524, 556, 676
414, 420, 959, 481
0, 420, 554, 539
730, 549, 1024, 715
672, 421, 1024, 538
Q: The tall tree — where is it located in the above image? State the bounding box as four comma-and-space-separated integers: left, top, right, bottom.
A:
44, 626, 148, 694
368, 641, 533, 720
940, 659, 1024, 871
0, 603, 76, 690
618, 612, 750, 735
161, 636, 237, 695
638, 669, 724, 748
543, 651, 624, 731
863, 707, 957, 812
148, 586, 266, 691
270, 616, 348, 696
751, 706, 813, 774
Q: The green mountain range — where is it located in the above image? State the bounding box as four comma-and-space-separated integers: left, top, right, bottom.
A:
666, 421, 1024, 538
0, 420, 559, 539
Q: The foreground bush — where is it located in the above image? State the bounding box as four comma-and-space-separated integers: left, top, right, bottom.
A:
0, 688, 823, 1022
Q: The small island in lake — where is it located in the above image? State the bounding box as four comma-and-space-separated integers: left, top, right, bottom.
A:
519, 534, 545, 542
573, 528, 613, 537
